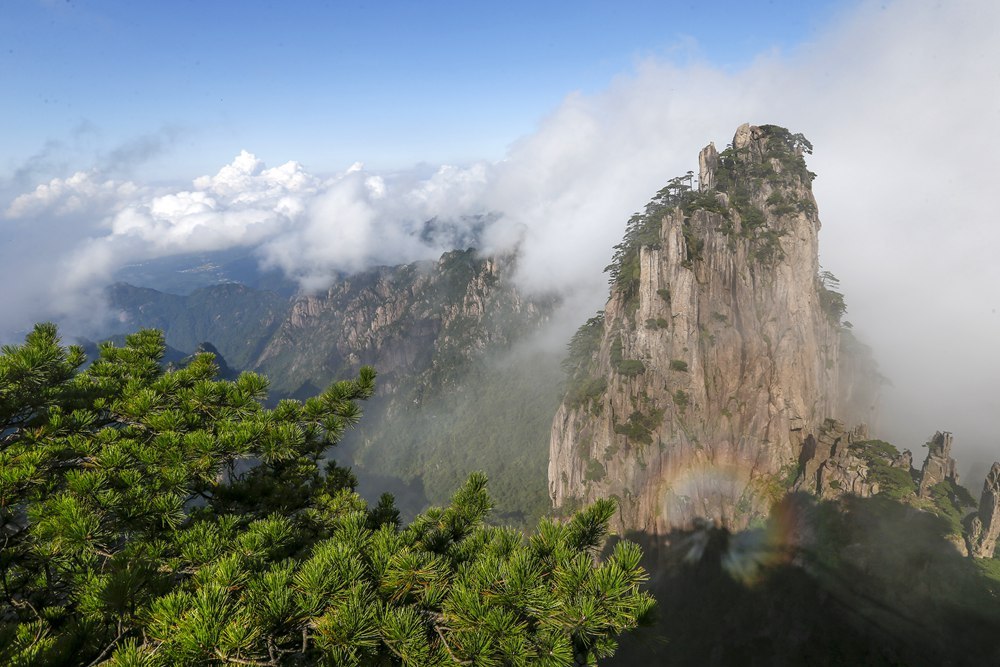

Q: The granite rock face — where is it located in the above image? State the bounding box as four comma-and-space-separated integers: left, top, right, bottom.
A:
249, 249, 552, 396
797, 421, 875, 499
793, 420, 917, 502
968, 462, 1000, 559
549, 125, 875, 536
917, 431, 960, 498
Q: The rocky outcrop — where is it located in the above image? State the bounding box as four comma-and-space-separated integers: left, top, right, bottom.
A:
234, 249, 551, 395
549, 125, 874, 536
917, 431, 960, 497
968, 462, 1000, 558
793, 420, 917, 501
798, 421, 871, 499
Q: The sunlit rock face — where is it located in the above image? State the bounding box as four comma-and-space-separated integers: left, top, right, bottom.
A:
969, 462, 1000, 559
549, 124, 874, 536
254, 250, 551, 395
917, 431, 960, 497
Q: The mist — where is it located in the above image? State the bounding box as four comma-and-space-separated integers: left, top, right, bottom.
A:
2, 0, 997, 479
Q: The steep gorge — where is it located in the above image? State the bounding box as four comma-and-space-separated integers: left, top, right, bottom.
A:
550, 124, 877, 536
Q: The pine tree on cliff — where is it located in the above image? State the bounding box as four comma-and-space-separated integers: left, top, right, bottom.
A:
0, 323, 654, 666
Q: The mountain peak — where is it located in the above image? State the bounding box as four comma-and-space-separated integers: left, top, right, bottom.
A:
550, 125, 874, 539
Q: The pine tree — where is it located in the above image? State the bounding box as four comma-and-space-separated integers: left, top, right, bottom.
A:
0, 324, 654, 665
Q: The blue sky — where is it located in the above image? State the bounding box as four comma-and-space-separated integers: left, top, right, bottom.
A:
3, 0, 845, 179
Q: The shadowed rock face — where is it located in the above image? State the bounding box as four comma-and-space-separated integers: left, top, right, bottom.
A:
969, 462, 1000, 558
549, 124, 876, 536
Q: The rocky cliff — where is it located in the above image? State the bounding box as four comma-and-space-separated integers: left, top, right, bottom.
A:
252, 249, 551, 397
917, 430, 960, 497
969, 462, 1000, 558
549, 124, 876, 535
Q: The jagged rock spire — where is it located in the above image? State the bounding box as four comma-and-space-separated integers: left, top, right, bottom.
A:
968, 462, 1000, 558
917, 431, 960, 497
548, 124, 873, 536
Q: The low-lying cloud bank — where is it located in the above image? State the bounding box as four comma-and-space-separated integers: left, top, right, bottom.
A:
2, 0, 997, 475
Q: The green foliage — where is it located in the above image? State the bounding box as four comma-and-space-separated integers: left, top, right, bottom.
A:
616, 360, 646, 377
672, 390, 689, 412
751, 229, 786, 264
656, 288, 671, 303
758, 125, 814, 160
563, 314, 605, 376
622, 493, 1000, 665
741, 205, 766, 230
711, 125, 819, 267
669, 359, 689, 372
609, 336, 645, 377
800, 494, 1000, 660
680, 220, 705, 268
0, 324, 653, 666
848, 440, 916, 500
818, 270, 848, 324
976, 556, 1000, 586
562, 313, 607, 411
612, 409, 664, 445
566, 376, 609, 410
605, 173, 700, 303
757, 462, 804, 505
680, 191, 726, 216
926, 480, 975, 536
585, 458, 607, 483
603, 127, 816, 306
106, 282, 289, 372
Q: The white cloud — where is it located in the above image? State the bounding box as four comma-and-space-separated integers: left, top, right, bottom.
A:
5, 170, 142, 218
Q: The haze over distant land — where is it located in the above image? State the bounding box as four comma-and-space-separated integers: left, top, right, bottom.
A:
2, 0, 998, 474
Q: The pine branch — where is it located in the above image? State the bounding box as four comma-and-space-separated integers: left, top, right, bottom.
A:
434, 622, 472, 666
84, 629, 127, 667
214, 648, 276, 666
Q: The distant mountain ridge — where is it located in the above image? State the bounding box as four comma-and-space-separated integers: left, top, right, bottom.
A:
109, 249, 550, 394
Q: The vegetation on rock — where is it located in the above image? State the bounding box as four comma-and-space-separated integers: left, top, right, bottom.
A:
612, 410, 663, 446
817, 270, 848, 325
562, 314, 607, 411
846, 439, 916, 500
